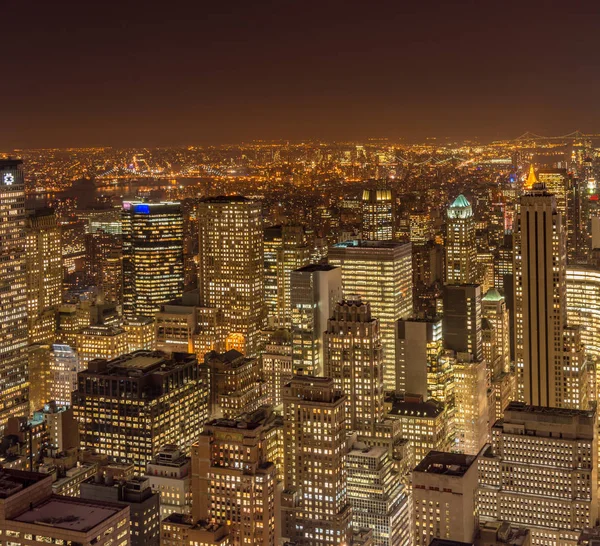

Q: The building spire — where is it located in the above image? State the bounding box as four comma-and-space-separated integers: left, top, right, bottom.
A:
526, 163, 537, 188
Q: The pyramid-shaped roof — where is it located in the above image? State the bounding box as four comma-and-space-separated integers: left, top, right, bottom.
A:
482, 288, 503, 302
450, 194, 471, 208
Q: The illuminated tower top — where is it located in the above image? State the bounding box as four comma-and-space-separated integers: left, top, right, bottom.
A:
446, 194, 477, 284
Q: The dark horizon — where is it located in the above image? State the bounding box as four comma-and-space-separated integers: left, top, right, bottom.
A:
3, 0, 600, 149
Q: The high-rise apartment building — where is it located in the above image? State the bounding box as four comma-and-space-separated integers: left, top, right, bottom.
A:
277, 225, 311, 327
413, 451, 480, 546
122, 201, 184, 319
26, 208, 62, 344
347, 444, 410, 546
191, 409, 277, 546
281, 376, 352, 546
329, 240, 413, 391
72, 351, 208, 474
362, 188, 395, 241
478, 402, 597, 546
395, 317, 443, 397
198, 196, 264, 356
0, 160, 29, 431
290, 264, 342, 375
323, 297, 384, 436
514, 178, 587, 408
446, 195, 477, 284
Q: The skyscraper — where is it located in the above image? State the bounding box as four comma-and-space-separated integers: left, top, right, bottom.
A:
514, 176, 587, 408
26, 208, 62, 345
446, 195, 477, 284
329, 240, 413, 391
0, 159, 29, 431
442, 284, 482, 361
122, 202, 184, 319
264, 225, 283, 321
281, 376, 352, 546
362, 188, 395, 241
323, 297, 384, 436
198, 196, 264, 356
290, 264, 342, 375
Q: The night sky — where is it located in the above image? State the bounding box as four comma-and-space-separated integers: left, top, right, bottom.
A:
3, 0, 600, 148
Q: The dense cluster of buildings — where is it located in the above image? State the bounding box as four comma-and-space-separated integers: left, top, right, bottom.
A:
1, 142, 600, 546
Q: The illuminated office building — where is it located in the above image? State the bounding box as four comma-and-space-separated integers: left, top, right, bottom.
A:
122, 201, 184, 319
413, 451, 480, 546
202, 350, 268, 419
478, 403, 597, 546
198, 196, 264, 356
362, 188, 395, 241
123, 316, 156, 352
446, 195, 477, 284
0, 469, 131, 546
281, 376, 352, 546
324, 297, 384, 436
191, 407, 277, 546
347, 445, 410, 546
537, 168, 572, 247
409, 212, 434, 245
481, 289, 510, 375
277, 226, 311, 327
0, 159, 29, 431
49, 343, 81, 407
75, 325, 128, 368
72, 351, 208, 474
453, 354, 488, 455
387, 396, 450, 464
28, 344, 51, 413
85, 229, 123, 304
261, 328, 293, 408
395, 317, 443, 398
78, 206, 122, 235
514, 177, 587, 408
290, 264, 342, 375
329, 240, 413, 391
26, 208, 62, 345
264, 225, 283, 321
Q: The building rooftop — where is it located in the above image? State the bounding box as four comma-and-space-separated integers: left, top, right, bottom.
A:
388, 397, 444, 418
504, 401, 595, 419
429, 540, 473, 546
294, 263, 337, 273
85, 350, 197, 377
332, 239, 409, 249
447, 194, 473, 219
200, 195, 251, 203
482, 288, 504, 302
13, 496, 125, 532
0, 469, 51, 499
414, 451, 478, 476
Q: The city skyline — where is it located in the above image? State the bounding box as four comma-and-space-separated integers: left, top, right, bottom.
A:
3, 1, 600, 148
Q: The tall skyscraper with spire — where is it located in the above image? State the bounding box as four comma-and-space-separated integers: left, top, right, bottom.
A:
514, 167, 587, 408
0, 160, 29, 430
446, 194, 477, 284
